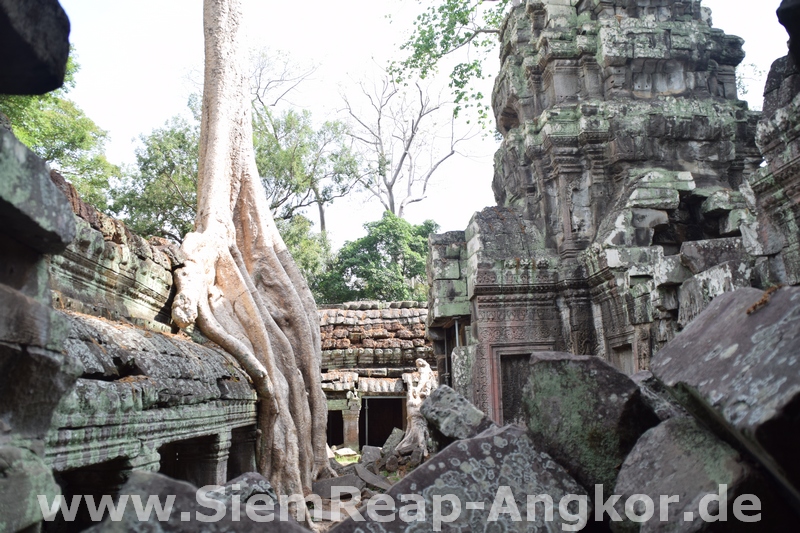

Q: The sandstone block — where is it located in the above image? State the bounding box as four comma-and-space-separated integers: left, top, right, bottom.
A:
612, 417, 792, 532
524, 352, 659, 490
421, 385, 496, 441
653, 287, 800, 508
332, 425, 591, 532
0, 446, 61, 532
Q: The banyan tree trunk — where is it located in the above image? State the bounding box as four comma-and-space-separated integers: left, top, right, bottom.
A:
171, 0, 331, 499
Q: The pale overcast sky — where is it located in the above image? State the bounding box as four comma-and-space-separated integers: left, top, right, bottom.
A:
58, 0, 787, 248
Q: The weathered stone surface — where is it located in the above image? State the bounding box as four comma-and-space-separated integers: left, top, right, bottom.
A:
652, 287, 800, 507
0, 446, 61, 532
779, 0, 800, 63
679, 238, 748, 275
421, 384, 496, 440
381, 427, 404, 457
354, 463, 393, 492
332, 425, 592, 532
0, 129, 76, 253
85, 471, 306, 532
677, 260, 754, 327
0, 0, 70, 94
0, 343, 80, 440
312, 474, 365, 500
612, 417, 792, 532
360, 445, 381, 466
48, 176, 176, 333
630, 371, 686, 422
524, 352, 659, 490
205, 472, 277, 505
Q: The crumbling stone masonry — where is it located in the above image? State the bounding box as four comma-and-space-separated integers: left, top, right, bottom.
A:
427, 0, 796, 424
319, 302, 434, 451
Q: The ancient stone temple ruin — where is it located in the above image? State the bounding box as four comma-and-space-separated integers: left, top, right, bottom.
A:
428, 0, 796, 424
318, 302, 434, 451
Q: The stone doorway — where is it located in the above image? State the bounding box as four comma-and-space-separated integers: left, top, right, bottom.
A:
359, 396, 405, 448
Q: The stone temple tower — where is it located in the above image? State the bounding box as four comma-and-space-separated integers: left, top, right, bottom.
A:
427, 0, 767, 424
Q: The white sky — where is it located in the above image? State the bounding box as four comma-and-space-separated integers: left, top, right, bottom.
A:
59, 0, 786, 249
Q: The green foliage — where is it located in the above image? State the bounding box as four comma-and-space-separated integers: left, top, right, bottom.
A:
110, 115, 199, 242
0, 51, 120, 210
276, 215, 331, 297
317, 211, 438, 304
392, 0, 510, 123
253, 107, 360, 227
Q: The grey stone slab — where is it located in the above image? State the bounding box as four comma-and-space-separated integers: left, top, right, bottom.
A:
0, 446, 61, 532
679, 237, 747, 274
421, 384, 497, 440
359, 445, 381, 466
85, 471, 306, 532
0, 130, 76, 253
0, 0, 70, 94
612, 417, 793, 532
354, 463, 393, 491
331, 425, 591, 532
653, 287, 800, 508
312, 474, 365, 500
524, 352, 659, 490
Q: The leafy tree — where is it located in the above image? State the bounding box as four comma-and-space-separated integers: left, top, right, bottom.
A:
317, 211, 438, 303
252, 107, 361, 233
111, 115, 199, 242
275, 215, 331, 297
0, 51, 120, 210
391, 0, 510, 123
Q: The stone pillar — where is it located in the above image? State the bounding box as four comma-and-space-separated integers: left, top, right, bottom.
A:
342, 391, 361, 450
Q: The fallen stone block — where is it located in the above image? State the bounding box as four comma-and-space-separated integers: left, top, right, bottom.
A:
359, 445, 381, 466
524, 352, 660, 490
85, 471, 306, 532
380, 427, 404, 456
653, 287, 800, 509
331, 425, 593, 532
0, 446, 61, 532
0, 0, 70, 94
312, 474, 365, 500
421, 384, 496, 441
630, 371, 687, 421
354, 463, 393, 492
612, 417, 793, 532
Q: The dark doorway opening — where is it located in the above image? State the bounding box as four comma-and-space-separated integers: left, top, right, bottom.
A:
359, 397, 405, 448
158, 434, 219, 487
228, 425, 257, 480
327, 409, 344, 447
46, 457, 129, 533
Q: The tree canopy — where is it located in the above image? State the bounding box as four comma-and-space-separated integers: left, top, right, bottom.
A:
0, 51, 121, 210
317, 211, 438, 303
392, 0, 510, 123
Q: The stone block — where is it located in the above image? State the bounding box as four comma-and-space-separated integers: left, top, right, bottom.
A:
0, 446, 61, 532
700, 190, 747, 217
0, 130, 76, 253
524, 352, 659, 490
653, 287, 800, 508
332, 425, 591, 532
630, 371, 686, 421
628, 188, 681, 210
677, 261, 752, 328
380, 428, 404, 457
421, 385, 497, 441
631, 208, 669, 229
612, 417, 793, 532
679, 237, 747, 274
312, 474, 365, 500
85, 471, 305, 532
0, 0, 70, 94
354, 463, 393, 492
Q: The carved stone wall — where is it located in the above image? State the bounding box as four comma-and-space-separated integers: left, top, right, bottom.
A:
428, 0, 794, 423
